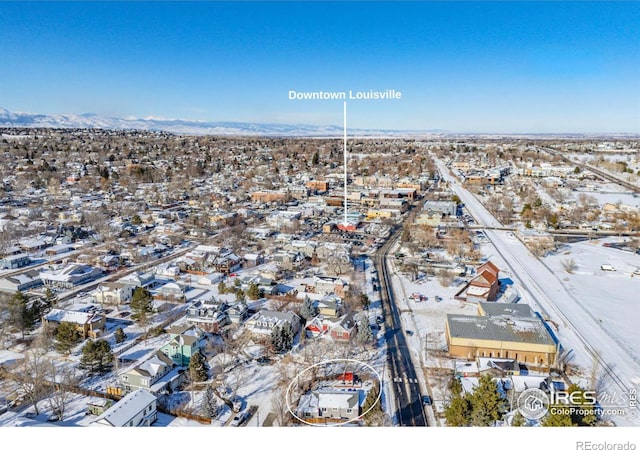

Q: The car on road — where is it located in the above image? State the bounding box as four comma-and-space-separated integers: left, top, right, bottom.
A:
406, 330, 414, 336
422, 395, 432, 406
230, 412, 246, 427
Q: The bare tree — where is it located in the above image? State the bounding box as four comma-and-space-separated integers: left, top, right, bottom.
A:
271, 385, 291, 426
48, 363, 78, 421
11, 349, 52, 415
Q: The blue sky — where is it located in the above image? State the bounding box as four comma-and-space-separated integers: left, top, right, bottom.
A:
0, 1, 638, 133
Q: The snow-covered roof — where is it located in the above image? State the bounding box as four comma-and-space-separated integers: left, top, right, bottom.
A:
91, 389, 156, 427
44, 308, 101, 325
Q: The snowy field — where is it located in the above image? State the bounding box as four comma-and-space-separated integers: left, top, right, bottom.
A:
543, 238, 640, 365
570, 181, 640, 208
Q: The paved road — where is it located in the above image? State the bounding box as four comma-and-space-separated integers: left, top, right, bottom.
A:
375, 230, 427, 427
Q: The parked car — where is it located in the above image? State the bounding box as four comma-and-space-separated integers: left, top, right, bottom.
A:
422, 395, 432, 406
230, 412, 246, 427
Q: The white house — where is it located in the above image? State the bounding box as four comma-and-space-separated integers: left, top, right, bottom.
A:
91, 389, 157, 427
93, 282, 134, 306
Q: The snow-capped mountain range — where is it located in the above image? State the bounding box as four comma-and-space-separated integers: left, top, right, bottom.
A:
0, 106, 445, 137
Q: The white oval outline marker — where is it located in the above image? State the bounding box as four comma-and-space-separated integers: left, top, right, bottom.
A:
285, 358, 382, 427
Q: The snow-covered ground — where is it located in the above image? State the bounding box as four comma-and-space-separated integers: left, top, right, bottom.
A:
543, 239, 640, 363
435, 157, 640, 426
0, 256, 390, 428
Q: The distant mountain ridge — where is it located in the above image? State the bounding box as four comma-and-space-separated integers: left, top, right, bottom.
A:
0, 106, 447, 137
1, 107, 636, 138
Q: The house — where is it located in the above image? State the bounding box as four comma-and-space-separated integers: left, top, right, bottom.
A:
477, 357, 521, 376
43, 308, 105, 339
156, 282, 185, 302
197, 272, 224, 285
91, 389, 157, 427
317, 294, 342, 318
40, 263, 104, 289
454, 261, 500, 302
227, 303, 249, 324
86, 398, 113, 416
96, 254, 121, 270
305, 314, 355, 342
0, 253, 31, 270
0, 270, 43, 293
19, 238, 49, 252
45, 244, 74, 257
296, 389, 361, 423
186, 299, 230, 333
329, 315, 356, 343
120, 271, 155, 288
247, 310, 301, 335
160, 324, 205, 366
93, 282, 134, 306
243, 253, 264, 268
209, 252, 242, 275
119, 351, 185, 394
312, 275, 350, 297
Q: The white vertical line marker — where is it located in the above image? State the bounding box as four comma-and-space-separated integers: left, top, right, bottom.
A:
343, 101, 348, 227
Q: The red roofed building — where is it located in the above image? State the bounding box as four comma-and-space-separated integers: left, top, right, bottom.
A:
455, 261, 500, 302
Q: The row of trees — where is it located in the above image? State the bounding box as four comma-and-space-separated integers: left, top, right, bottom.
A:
217, 280, 261, 302
444, 374, 507, 426
445, 374, 599, 427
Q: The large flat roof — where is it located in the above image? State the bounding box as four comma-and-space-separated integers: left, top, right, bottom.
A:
447, 313, 555, 347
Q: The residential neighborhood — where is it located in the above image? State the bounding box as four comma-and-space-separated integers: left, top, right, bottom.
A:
0, 128, 638, 431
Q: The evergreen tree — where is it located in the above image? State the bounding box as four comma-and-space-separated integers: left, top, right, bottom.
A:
246, 282, 260, 300
54, 322, 81, 355
79, 339, 113, 373
44, 288, 56, 307
8, 291, 36, 338
217, 281, 227, 294
444, 394, 472, 426
357, 318, 373, 345
566, 384, 598, 426
130, 287, 153, 326
359, 293, 370, 310
235, 289, 246, 304
448, 376, 463, 398
300, 295, 318, 321
311, 151, 320, 165
542, 409, 576, 427
189, 351, 208, 382
271, 322, 294, 353
361, 381, 385, 425
469, 374, 507, 426
114, 327, 127, 344
511, 411, 526, 427
201, 384, 219, 419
